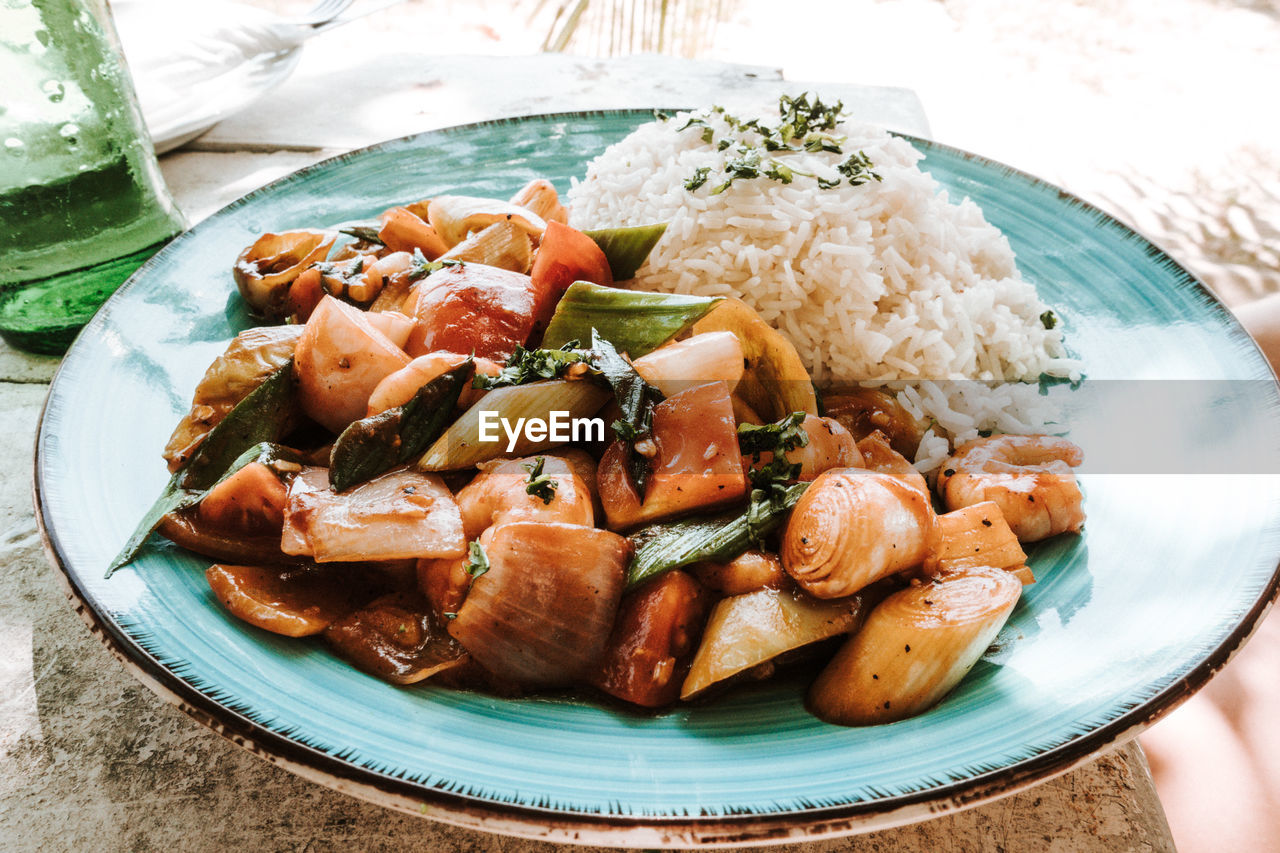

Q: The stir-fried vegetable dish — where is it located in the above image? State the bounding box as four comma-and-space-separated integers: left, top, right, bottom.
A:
112, 176, 1085, 725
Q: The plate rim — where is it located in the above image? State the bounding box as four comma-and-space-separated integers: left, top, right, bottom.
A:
33, 108, 1280, 845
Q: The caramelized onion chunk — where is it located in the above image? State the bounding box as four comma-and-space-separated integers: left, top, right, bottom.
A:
325, 592, 468, 684
448, 522, 628, 688
807, 566, 1021, 725
206, 563, 365, 637
782, 469, 933, 598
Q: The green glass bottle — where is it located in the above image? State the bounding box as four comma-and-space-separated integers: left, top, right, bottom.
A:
0, 0, 185, 354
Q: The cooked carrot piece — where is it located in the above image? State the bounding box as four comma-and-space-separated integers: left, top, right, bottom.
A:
198, 462, 289, 535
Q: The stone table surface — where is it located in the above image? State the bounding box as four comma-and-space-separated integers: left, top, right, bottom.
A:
0, 52, 1175, 851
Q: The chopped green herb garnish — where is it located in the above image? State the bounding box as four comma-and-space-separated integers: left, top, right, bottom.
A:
711, 149, 764, 194
837, 151, 882, 186
523, 456, 558, 505
685, 166, 711, 191
406, 247, 461, 281
746, 457, 803, 492
777, 92, 845, 136
474, 342, 590, 390
678, 94, 873, 194
739, 412, 810, 493
738, 412, 810, 458
464, 541, 490, 579
764, 161, 798, 184
611, 419, 640, 442
1040, 310, 1059, 330
339, 225, 383, 244
591, 330, 664, 492
804, 133, 846, 154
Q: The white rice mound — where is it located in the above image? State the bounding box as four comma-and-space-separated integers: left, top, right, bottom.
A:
567, 109, 1082, 471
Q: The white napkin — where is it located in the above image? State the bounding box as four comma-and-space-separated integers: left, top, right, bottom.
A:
111, 0, 310, 152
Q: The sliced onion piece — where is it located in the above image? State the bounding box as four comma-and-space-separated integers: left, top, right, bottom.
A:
206, 563, 364, 637
363, 310, 415, 351
509, 178, 568, 225
416, 379, 610, 471
448, 521, 628, 688
681, 586, 863, 700
924, 500, 1027, 577
233, 229, 336, 320
281, 466, 465, 563
807, 566, 1022, 725
426, 195, 547, 248
438, 221, 532, 273
325, 592, 468, 684
377, 207, 449, 258
294, 295, 411, 434
631, 331, 744, 397
690, 297, 817, 422
782, 469, 933, 599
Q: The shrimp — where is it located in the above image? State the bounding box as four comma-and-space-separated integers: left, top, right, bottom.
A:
366, 351, 501, 416
454, 454, 595, 540
784, 416, 862, 481
935, 435, 1085, 543
294, 295, 410, 433
857, 430, 927, 498
738, 415, 862, 484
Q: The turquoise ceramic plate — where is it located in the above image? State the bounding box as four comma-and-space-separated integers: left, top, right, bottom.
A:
36, 111, 1280, 846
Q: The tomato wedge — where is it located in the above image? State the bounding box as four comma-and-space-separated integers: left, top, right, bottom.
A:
404, 263, 538, 361
530, 221, 614, 327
